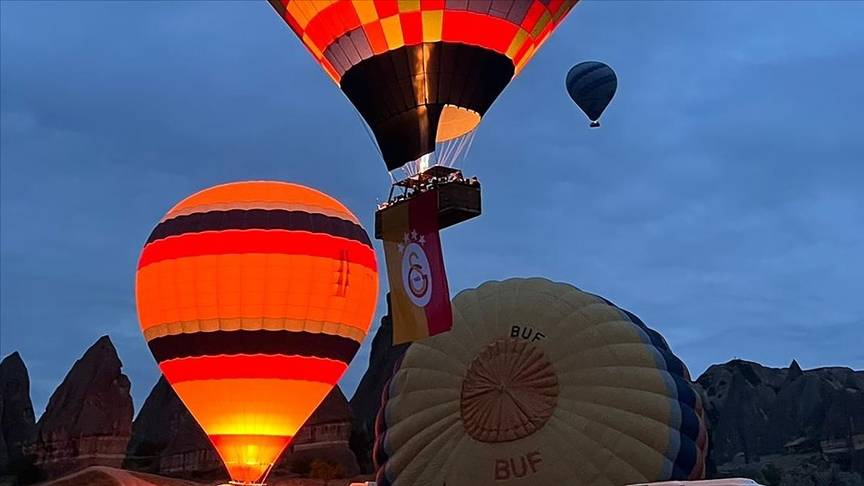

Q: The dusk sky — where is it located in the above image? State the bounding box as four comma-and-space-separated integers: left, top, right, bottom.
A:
2, 1, 862, 416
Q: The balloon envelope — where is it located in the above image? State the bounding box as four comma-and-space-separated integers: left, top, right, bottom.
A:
135, 181, 378, 484
566, 60, 617, 126
374, 278, 707, 486
269, 0, 579, 171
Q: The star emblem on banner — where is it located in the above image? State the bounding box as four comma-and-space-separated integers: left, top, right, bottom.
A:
398, 231, 426, 254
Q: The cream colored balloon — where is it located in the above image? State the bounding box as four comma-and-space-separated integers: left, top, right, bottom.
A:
375, 278, 707, 486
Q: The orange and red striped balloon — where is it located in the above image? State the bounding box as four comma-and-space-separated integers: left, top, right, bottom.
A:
268, 0, 579, 170
135, 181, 378, 484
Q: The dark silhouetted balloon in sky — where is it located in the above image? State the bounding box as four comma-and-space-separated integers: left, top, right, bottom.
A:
566, 61, 617, 127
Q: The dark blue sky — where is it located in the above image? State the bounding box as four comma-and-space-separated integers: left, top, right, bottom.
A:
2, 1, 862, 416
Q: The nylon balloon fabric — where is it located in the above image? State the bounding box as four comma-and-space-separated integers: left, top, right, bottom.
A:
269, 0, 579, 171
566, 61, 617, 126
135, 181, 378, 484
374, 278, 707, 486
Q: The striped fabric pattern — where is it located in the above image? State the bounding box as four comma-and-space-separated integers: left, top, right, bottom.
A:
269, 0, 579, 170
269, 0, 579, 83
135, 181, 378, 484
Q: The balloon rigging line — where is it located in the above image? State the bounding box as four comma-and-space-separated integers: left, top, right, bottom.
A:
453, 136, 464, 166
380, 126, 480, 178
439, 140, 452, 168
441, 135, 461, 167
455, 133, 466, 164
461, 130, 478, 170
444, 137, 459, 167
460, 131, 475, 166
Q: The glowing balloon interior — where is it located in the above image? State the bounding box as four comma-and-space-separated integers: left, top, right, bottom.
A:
135, 181, 378, 484
269, 0, 579, 172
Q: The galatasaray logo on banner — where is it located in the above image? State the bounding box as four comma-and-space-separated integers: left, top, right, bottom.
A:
379, 191, 453, 344
401, 232, 432, 307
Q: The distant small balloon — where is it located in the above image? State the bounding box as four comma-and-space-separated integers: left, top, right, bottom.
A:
566, 61, 618, 127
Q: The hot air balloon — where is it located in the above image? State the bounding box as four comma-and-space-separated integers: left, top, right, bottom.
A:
268, 0, 580, 173
566, 60, 617, 127
373, 278, 708, 486
135, 181, 378, 485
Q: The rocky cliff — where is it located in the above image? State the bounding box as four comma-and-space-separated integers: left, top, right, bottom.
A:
277, 387, 360, 478
696, 359, 864, 484
0, 352, 37, 478
123, 376, 216, 478
348, 294, 408, 473
26, 336, 133, 478
5, 332, 864, 485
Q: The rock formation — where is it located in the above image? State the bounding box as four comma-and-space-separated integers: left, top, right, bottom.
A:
6, 330, 864, 484
123, 377, 178, 468
26, 336, 133, 478
123, 376, 216, 478
348, 294, 409, 472
156, 409, 222, 482
127, 377, 359, 480
696, 359, 864, 480
0, 352, 37, 478
276, 387, 360, 478
123, 376, 220, 479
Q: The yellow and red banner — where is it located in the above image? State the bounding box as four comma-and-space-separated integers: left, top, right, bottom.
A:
380, 190, 452, 344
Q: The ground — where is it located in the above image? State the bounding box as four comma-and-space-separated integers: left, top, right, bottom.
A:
36, 467, 374, 486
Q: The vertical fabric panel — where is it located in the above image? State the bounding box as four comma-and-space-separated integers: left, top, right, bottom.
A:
421, 10, 443, 42
489, 0, 515, 19
467, 0, 492, 14
348, 27, 373, 60
381, 15, 406, 49
353, 0, 379, 23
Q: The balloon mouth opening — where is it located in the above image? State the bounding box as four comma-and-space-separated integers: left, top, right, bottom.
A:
210, 434, 292, 485
436, 105, 481, 142
397, 107, 481, 178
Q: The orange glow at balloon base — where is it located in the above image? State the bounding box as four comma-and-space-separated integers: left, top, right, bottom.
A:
211, 434, 292, 485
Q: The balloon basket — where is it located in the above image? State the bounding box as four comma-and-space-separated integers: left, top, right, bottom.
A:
375, 166, 481, 239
